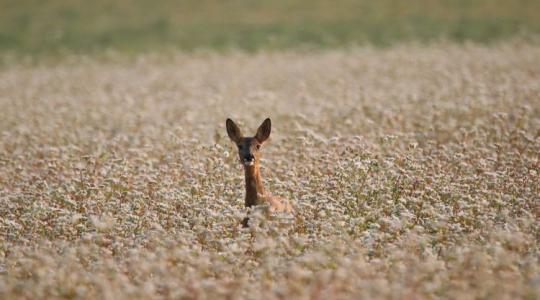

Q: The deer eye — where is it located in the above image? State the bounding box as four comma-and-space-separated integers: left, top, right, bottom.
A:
256, 144, 261, 150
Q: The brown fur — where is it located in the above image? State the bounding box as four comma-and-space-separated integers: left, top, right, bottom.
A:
226, 118, 293, 226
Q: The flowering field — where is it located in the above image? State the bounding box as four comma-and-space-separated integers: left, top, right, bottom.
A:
0, 42, 539, 299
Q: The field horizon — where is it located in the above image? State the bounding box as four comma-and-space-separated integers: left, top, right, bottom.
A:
1, 0, 540, 57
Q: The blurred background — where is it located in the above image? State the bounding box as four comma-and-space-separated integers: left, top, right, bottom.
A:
1, 0, 539, 56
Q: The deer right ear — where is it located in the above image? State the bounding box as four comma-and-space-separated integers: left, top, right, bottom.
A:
226, 118, 243, 143
255, 118, 271, 143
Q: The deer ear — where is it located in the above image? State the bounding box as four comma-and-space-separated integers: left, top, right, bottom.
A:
255, 118, 271, 143
226, 118, 243, 143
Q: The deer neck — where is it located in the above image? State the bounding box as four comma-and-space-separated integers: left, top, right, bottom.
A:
244, 162, 265, 207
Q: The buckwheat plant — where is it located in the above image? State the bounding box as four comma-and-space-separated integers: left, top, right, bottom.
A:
0, 41, 539, 299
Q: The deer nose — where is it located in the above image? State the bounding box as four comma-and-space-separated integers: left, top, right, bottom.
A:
244, 154, 254, 161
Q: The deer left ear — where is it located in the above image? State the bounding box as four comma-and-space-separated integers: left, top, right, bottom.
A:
226, 118, 243, 143
255, 118, 271, 143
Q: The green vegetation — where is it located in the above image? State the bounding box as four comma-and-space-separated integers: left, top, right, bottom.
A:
1, 0, 539, 55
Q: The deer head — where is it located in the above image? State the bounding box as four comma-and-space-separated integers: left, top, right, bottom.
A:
226, 118, 271, 167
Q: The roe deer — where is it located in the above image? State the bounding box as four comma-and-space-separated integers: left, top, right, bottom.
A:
226, 118, 293, 226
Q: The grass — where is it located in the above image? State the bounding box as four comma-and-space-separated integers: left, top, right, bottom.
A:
1, 0, 540, 56
0, 41, 539, 298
